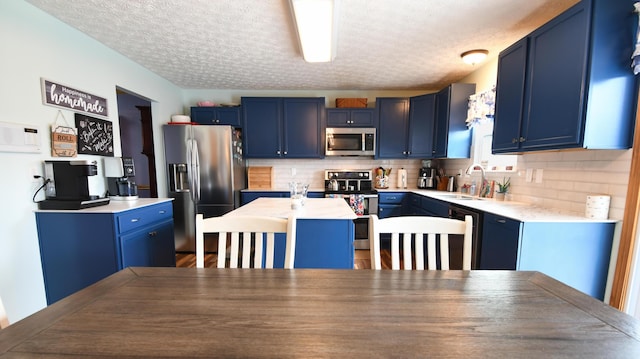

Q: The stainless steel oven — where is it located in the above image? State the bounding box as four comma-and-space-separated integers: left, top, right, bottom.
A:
324, 170, 378, 249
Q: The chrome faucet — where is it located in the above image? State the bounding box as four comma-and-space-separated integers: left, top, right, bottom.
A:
466, 163, 486, 196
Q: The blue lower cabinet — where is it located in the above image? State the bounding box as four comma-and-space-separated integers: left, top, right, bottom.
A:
516, 221, 615, 300
480, 213, 520, 270
479, 211, 615, 300
35, 201, 176, 305
378, 192, 406, 218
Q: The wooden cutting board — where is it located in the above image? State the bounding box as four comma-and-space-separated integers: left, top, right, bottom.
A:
247, 167, 273, 189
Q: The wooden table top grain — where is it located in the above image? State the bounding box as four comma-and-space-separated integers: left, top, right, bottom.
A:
2, 268, 640, 358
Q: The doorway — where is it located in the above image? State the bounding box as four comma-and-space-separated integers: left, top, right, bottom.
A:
116, 89, 157, 198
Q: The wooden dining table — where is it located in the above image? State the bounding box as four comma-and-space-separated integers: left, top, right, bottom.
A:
2, 268, 640, 358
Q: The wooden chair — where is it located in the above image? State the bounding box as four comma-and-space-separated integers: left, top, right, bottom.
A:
0, 295, 9, 329
369, 214, 473, 270
195, 214, 297, 269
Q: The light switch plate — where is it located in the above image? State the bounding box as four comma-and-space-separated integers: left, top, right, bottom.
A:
526, 168, 533, 183
535, 169, 544, 183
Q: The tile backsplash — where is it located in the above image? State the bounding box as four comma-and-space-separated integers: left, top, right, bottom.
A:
445, 149, 631, 220
248, 149, 631, 220
246, 158, 423, 191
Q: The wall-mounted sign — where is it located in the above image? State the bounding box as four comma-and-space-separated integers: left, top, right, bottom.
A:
41, 78, 108, 117
75, 113, 113, 156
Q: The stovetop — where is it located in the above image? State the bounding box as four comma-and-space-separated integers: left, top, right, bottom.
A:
324, 169, 376, 194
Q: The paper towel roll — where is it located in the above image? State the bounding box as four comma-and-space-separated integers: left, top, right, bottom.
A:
397, 168, 407, 189
585, 195, 610, 219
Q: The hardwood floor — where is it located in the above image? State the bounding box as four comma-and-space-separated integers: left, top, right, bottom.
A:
176, 249, 389, 269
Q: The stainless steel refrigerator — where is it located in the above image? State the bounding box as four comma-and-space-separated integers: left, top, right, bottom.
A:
163, 124, 246, 252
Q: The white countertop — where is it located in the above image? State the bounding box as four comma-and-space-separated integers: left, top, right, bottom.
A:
226, 197, 358, 220
409, 189, 616, 223
35, 198, 173, 214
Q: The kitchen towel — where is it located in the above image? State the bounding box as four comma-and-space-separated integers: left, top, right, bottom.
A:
585, 195, 610, 220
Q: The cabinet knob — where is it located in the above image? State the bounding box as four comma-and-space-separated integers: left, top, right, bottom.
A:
276, 150, 281, 155
159, 210, 166, 214
519, 137, 526, 142
283, 151, 288, 155
512, 138, 518, 143
496, 219, 507, 224
130, 218, 140, 223
148, 231, 157, 236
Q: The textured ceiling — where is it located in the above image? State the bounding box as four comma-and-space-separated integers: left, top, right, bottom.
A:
25, 0, 579, 91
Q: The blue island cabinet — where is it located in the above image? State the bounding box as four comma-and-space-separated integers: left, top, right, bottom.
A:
252, 218, 355, 269
35, 200, 176, 305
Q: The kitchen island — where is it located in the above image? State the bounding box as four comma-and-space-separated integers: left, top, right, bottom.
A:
225, 197, 357, 268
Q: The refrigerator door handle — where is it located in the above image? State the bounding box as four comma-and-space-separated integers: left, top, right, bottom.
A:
193, 139, 201, 203
186, 138, 196, 203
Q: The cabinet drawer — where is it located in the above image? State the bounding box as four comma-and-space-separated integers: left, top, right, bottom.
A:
117, 202, 173, 234
378, 192, 405, 204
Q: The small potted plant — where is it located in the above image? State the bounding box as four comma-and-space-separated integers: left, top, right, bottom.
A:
495, 177, 511, 201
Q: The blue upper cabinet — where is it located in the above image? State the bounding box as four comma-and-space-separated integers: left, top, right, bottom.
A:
283, 98, 324, 158
433, 83, 475, 158
190, 106, 241, 127
408, 93, 436, 158
492, 39, 527, 152
493, 0, 636, 154
242, 97, 324, 158
326, 108, 376, 127
376, 97, 410, 158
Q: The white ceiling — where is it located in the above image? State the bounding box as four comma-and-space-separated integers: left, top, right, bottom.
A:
25, 0, 579, 91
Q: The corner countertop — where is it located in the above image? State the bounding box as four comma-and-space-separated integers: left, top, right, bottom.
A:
402, 188, 615, 223
226, 197, 357, 220
34, 198, 174, 214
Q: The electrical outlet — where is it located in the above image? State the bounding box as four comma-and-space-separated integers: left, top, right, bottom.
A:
535, 169, 544, 183
291, 167, 296, 177
30, 167, 41, 182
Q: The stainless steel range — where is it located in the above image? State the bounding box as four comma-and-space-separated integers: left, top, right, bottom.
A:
324, 170, 378, 249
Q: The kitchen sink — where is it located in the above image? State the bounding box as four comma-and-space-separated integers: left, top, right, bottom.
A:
435, 194, 488, 201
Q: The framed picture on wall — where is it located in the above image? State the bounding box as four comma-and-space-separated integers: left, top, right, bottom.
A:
75, 113, 114, 156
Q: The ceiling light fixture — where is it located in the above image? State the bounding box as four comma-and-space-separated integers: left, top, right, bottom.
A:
290, 0, 338, 63
461, 49, 489, 65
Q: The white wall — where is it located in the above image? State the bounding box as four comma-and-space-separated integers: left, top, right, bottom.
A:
0, 1, 183, 322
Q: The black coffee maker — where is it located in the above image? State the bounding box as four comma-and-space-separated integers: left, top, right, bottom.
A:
418, 168, 437, 189
39, 160, 110, 209
105, 157, 138, 200
418, 160, 438, 189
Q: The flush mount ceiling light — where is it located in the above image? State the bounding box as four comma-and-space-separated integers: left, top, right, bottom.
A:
290, 0, 338, 63
461, 49, 489, 65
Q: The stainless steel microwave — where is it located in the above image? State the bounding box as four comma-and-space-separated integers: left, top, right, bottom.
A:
325, 127, 376, 156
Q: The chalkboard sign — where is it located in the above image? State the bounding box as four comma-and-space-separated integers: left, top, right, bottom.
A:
75, 114, 114, 156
